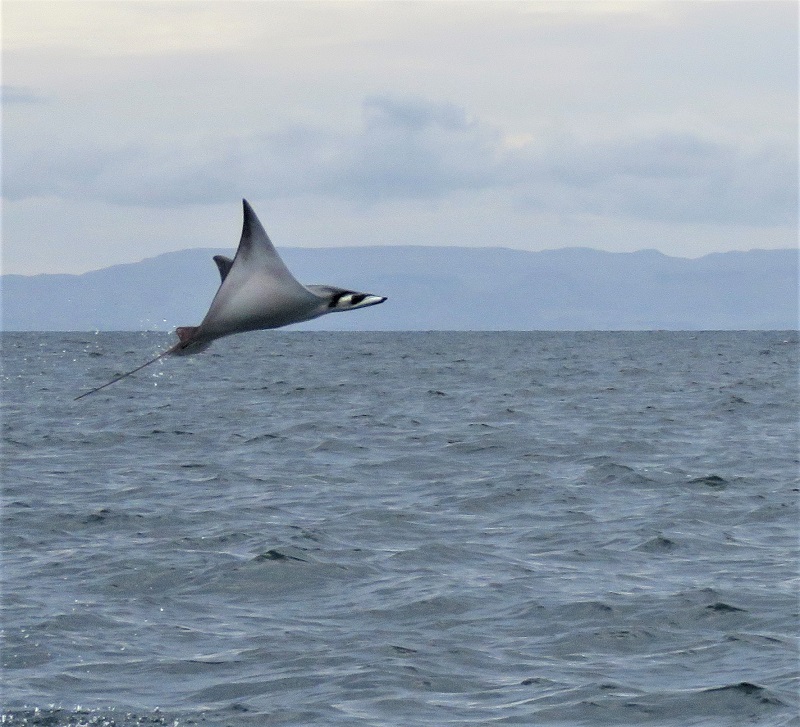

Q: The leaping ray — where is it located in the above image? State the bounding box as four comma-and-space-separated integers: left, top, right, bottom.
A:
75, 199, 387, 400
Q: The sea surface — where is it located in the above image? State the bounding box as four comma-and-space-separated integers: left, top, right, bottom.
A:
2, 331, 798, 727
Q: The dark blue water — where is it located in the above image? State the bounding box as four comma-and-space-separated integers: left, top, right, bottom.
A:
2, 331, 798, 726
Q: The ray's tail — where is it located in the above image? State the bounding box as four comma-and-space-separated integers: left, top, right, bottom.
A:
74, 327, 205, 400
74, 328, 206, 400
74, 345, 179, 400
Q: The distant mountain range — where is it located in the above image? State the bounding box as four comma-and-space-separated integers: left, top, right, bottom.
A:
2, 246, 797, 331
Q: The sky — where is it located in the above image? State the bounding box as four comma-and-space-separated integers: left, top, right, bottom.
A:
2, 0, 797, 276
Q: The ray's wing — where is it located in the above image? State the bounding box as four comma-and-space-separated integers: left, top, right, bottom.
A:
196, 200, 318, 337
213, 255, 233, 282
232, 200, 303, 284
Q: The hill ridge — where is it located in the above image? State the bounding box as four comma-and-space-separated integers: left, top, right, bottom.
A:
2, 246, 797, 331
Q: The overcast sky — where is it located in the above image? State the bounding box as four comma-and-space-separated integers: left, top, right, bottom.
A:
2, 0, 797, 275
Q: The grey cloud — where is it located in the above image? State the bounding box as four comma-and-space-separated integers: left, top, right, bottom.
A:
2, 85, 51, 105
3, 95, 505, 207
520, 132, 797, 226
362, 95, 472, 131
3, 95, 795, 228
321, 95, 504, 202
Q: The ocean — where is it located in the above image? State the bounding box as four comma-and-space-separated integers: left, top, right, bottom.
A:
2, 331, 798, 726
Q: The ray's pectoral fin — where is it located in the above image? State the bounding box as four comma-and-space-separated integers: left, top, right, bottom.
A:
213, 255, 234, 282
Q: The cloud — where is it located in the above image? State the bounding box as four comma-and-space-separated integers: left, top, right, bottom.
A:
1, 85, 50, 105
320, 95, 505, 202
2, 95, 507, 207
517, 131, 798, 227
3, 94, 795, 229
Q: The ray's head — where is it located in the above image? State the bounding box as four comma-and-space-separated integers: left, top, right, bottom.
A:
308, 286, 387, 313
328, 289, 387, 312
